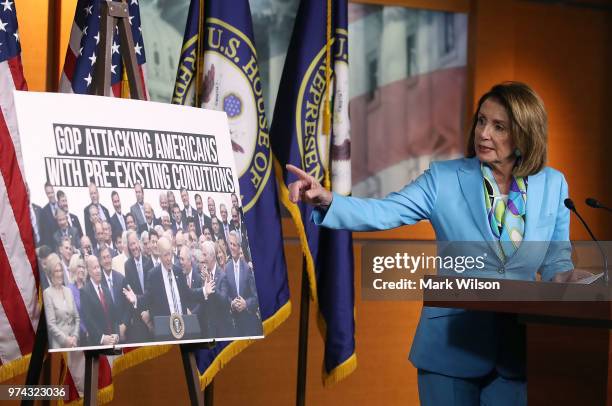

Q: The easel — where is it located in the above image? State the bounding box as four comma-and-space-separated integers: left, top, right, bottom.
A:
22, 309, 49, 406
295, 260, 310, 406
23, 2, 211, 405
90, 2, 208, 405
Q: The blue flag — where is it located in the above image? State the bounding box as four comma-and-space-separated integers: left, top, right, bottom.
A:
173, 0, 291, 387
270, 0, 355, 385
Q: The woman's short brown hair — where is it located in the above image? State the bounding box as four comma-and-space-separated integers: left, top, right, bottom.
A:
466, 82, 547, 177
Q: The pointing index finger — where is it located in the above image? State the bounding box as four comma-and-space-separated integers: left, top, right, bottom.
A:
286, 164, 310, 181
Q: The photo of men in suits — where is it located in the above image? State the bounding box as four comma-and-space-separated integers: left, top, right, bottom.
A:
211, 217, 225, 243
230, 206, 251, 262
193, 194, 207, 237
159, 211, 172, 232
159, 192, 169, 215
84, 183, 110, 242
57, 190, 83, 241
138, 203, 158, 235
93, 222, 109, 257
181, 188, 195, 220
101, 221, 116, 253
122, 236, 207, 319
124, 231, 153, 295
53, 209, 80, 251
99, 246, 129, 340
171, 203, 186, 234
130, 182, 147, 228
219, 203, 231, 242
29, 177, 263, 348
225, 231, 261, 337
110, 190, 127, 243
125, 213, 138, 233
123, 230, 154, 343
40, 182, 59, 248
205, 196, 217, 227
198, 241, 233, 338
80, 255, 120, 346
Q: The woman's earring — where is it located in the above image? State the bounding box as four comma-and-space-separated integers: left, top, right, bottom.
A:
514, 148, 522, 157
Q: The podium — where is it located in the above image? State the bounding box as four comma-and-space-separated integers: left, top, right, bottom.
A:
423, 276, 612, 406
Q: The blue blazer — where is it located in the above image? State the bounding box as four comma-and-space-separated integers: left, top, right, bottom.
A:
314, 157, 572, 378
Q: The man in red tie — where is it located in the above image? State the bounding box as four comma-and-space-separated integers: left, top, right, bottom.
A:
80, 255, 120, 346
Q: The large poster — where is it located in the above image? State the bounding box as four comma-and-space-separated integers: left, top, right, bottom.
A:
14, 92, 263, 352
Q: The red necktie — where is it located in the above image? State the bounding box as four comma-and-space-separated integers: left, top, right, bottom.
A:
98, 285, 112, 334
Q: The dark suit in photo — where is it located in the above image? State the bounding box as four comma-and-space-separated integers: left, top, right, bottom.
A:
220, 220, 231, 242
79, 280, 120, 346
110, 212, 127, 242
171, 221, 187, 235
230, 222, 251, 262
93, 243, 117, 258
67, 213, 83, 240
198, 264, 232, 338
136, 264, 206, 318
182, 206, 196, 224
124, 255, 154, 295
39, 202, 58, 248
101, 270, 130, 328
123, 255, 154, 343
212, 230, 226, 244
138, 219, 159, 236
52, 226, 80, 251
183, 269, 203, 322
130, 203, 146, 227
224, 258, 261, 337
193, 212, 207, 237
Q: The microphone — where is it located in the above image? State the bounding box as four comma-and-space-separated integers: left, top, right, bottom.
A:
564, 198, 609, 285
586, 197, 612, 213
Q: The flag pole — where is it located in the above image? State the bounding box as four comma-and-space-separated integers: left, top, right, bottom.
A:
296, 258, 310, 406
194, 0, 205, 107
21, 309, 48, 406
298, 2, 332, 402
193, 2, 216, 404
45, 0, 61, 92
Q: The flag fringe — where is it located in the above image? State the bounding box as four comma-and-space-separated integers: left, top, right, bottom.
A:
273, 158, 319, 305
316, 304, 357, 387
61, 385, 115, 406
322, 352, 357, 387
199, 300, 291, 388
0, 353, 31, 382
110, 344, 172, 377
274, 157, 358, 385
60, 344, 173, 405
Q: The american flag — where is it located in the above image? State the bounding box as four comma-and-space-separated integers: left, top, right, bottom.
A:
58, 1, 164, 403
0, 0, 41, 383
60, 0, 148, 97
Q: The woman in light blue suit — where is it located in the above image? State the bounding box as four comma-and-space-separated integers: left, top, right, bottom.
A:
287, 82, 589, 405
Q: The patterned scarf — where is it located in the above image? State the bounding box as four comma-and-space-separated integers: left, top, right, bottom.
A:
481, 163, 527, 260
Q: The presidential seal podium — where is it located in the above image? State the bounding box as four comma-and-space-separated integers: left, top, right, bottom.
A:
423, 275, 612, 406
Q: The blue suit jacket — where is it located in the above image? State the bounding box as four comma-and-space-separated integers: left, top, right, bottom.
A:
314, 157, 572, 378
225, 258, 262, 337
